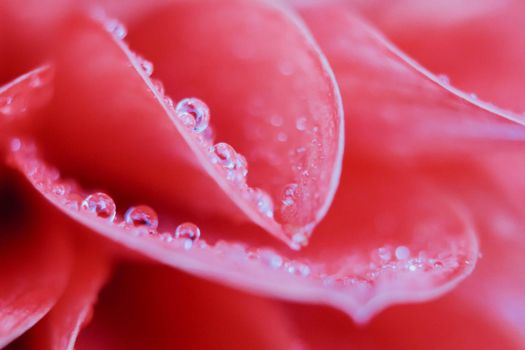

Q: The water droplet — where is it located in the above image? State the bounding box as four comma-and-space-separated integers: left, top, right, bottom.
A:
10, 138, 21, 152
81, 192, 116, 221
175, 222, 201, 241
258, 249, 283, 269
377, 247, 392, 261
281, 183, 298, 207
437, 74, 450, 84
0, 94, 27, 115
395, 246, 410, 260
295, 117, 307, 131
135, 55, 153, 76
285, 261, 311, 277
124, 205, 159, 230
251, 188, 274, 218
210, 142, 237, 169
175, 98, 210, 133
105, 19, 127, 39
235, 153, 248, 178
152, 79, 165, 95
277, 132, 287, 142
270, 115, 283, 127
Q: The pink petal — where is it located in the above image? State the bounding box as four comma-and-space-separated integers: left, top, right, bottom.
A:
350, 0, 525, 113
283, 294, 524, 349
31, 2, 343, 248
9, 142, 479, 323
294, 2, 525, 160
21, 244, 111, 350
0, 65, 53, 145
0, 171, 72, 348
76, 264, 295, 350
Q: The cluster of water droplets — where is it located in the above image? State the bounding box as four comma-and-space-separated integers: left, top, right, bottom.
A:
9, 138, 203, 250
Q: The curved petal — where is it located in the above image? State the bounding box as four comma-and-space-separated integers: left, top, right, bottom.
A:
22, 244, 111, 350
76, 264, 295, 350
349, 0, 525, 113
32, 2, 343, 248
9, 142, 478, 323
0, 65, 53, 146
293, 2, 525, 160
0, 170, 72, 348
282, 295, 524, 350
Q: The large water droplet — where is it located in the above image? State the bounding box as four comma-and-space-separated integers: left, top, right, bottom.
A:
175, 222, 201, 241
258, 249, 283, 269
124, 205, 159, 230
395, 246, 410, 260
81, 192, 116, 221
210, 142, 237, 169
175, 98, 210, 133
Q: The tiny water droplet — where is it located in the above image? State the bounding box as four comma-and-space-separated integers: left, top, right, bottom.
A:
251, 188, 274, 218
277, 132, 287, 142
285, 261, 311, 277
210, 142, 237, 169
295, 117, 307, 131
395, 246, 410, 260
175, 98, 210, 133
270, 115, 283, 127
235, 153, 248, 178
152, 79, 165, 94
105, 19, 127, 39
135, 55, 153, 76
81, 192, 116, 221
437, 74, 450, 84
124, 205, 159, 230
377, 247, 392, 261
281, 183, 298, 207
258, 249, 283, 269
10, 138, 21, 152
175, 222, 201, 241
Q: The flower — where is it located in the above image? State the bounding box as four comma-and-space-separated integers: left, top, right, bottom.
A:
1, 0, 524, 348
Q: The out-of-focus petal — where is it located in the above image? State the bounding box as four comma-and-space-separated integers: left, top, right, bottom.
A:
350, 0, 525, 113
22, 243, 111, 350
76, 264, 295, 350
294, 2, 525, 160
0, 171, 72, 348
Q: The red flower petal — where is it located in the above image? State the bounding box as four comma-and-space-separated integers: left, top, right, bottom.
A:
32, 1, 343, 248
352, 0, 525, 113
0, 171, 72, 348
76, 264, 295, 350
283, 295, 524, 349
22, 244, 110, 350
294, 2, 525, 160
9, 142, 478, 323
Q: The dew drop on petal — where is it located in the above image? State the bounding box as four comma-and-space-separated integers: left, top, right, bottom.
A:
281, 183, 298, 207
175, 98, 210, 133
377, 246, 392, 261
295, 117, 307, 131
251, 188, 274, 218
258, 249, 283, 269
81, 192, 116, 221
210, 142, 237, 169
175, 222, 201, 241
105, 19, 127, 39
395, 246, 410, 260
124, 205, 159, 230
135, 55, 153, 76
